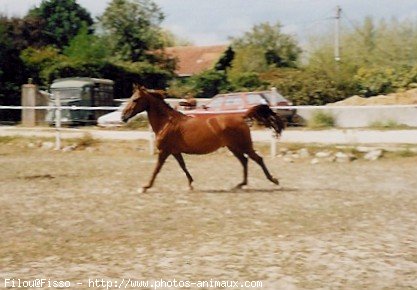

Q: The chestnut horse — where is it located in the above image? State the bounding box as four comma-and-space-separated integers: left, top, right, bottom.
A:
122, 86, 285, 193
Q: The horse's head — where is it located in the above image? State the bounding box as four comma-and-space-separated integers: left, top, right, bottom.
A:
122, 85, 150, 122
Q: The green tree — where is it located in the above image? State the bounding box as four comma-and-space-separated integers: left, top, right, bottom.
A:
189, 70, 230, 98
44, 60, 171, 97
160, 29, 192, 47
99, 0, 165, 62
63, 25, 111, 63
0, 15, 46, 50
261, 68, 347, 105
0, 17, 29, 121
231, 72, 267, 91
215, 46, 235, 71
228, 45, 268, 79
307, 17, 417, 99
20, 46, 66, 84
28, 0, 93, 49
231, 22, 302, 69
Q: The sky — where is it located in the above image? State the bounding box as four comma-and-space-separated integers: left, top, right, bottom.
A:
1, 0, 417, 46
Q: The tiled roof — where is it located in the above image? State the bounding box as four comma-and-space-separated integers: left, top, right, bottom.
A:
165, 45, 228, 77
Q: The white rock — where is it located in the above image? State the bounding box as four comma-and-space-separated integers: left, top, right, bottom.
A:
283, 157, 294, 163
356, 146, 375, 153
27, 142, 36, 149
364, 149, 383, 161
85, 147, 97, 153
310, 158, 319, 165
326, 156, 336, 162
62, 145, 77, 152
335, 151, 352, 162
315, 151, 332, 158
41, 142, 54, 150
298, 148, 310, 158
335, 151, 347, 158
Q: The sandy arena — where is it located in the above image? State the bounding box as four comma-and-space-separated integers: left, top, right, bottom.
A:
0, 138, 416, 289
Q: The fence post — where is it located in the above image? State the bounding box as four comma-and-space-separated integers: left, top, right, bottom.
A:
270, 131, 277, 158
54, 92, 62, 150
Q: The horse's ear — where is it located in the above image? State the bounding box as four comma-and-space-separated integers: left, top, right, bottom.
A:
132, 83, 139, 91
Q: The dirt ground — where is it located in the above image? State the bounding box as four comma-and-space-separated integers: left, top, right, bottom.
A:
0, 138, 416, 290
328, 88, 417, 105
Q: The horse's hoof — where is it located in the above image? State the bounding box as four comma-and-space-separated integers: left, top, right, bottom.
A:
234, 183, 247, 190
271, 178, 280, 185
139, 187, 148, 194
188, 185, 194, 191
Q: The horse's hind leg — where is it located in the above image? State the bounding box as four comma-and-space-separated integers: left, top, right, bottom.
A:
142, 151, 169, 193
247, 150, 279, 185
229, 148, 248, 189
173, 153, 194, 190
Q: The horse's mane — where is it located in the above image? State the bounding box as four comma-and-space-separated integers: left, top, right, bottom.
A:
145, 89, 188, 119
147, 89, 167, 99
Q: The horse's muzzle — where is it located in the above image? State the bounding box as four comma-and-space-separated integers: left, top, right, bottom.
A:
121, 115, 130, 123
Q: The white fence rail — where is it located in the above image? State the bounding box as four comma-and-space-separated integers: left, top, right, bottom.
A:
1, 102, 417, 156
0, 93, 125, 151
0, 105, 120, 110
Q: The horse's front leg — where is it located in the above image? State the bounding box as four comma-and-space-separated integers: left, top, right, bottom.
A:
142, 151, 170, 193
173, 153, 194, 191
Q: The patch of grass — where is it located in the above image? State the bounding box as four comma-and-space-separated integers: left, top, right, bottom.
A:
308, 111, 336, 129
394, 149, 417, 158
76, 133, 99, 148
0, 136, 19, 143
284, 143, 306, 152
368, 120, 410, 130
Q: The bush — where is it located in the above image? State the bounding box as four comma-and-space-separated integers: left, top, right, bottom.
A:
368, 120, 409, 130
188, 69, 231, 98
308, 111, 336, 129
76, 132, 98, 148
44, 60, 172, 98
229, 72, 268, 91
354, 67, 395, 97
261, 68, 351, 105
166, 78, 193, 98
395, 149, 416, 158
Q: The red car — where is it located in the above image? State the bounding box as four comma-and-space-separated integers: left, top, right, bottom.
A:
183, 89, 297, 123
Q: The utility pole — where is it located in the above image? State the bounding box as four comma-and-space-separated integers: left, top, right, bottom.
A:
334, 5, 342, 63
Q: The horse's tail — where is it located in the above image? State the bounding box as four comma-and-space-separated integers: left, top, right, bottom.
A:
244, 104, 286, 137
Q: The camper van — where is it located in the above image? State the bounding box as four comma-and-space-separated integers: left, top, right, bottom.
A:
46, 77, 114, 125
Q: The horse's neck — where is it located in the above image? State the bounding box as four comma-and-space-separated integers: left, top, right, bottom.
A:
147, 98, 184, 134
